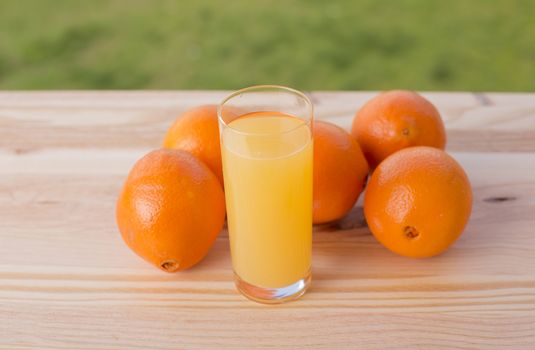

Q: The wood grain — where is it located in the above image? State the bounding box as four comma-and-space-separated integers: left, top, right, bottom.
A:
1, 91, 534, 349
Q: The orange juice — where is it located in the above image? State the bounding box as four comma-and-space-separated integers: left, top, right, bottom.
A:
221, 112, 313, 288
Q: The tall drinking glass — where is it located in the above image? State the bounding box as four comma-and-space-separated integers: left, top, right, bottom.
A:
218, 85, 313, 304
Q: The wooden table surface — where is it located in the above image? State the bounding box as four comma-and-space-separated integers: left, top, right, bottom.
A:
1, 91, 534, 349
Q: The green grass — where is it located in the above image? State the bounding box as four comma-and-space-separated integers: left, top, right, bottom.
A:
0, 0, 534, 90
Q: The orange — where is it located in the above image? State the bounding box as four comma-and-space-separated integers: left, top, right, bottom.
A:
364, 146, 472, 258
313, 121, 369, 224
351, 90, 446, 168
116, 149, 226, 272
163, 105, 224, 185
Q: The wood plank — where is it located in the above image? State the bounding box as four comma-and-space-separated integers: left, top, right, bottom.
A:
1, 92, 534, 152
1, 305, 534, 350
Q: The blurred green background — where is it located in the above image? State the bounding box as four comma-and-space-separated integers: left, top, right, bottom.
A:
0, 0, 533, 91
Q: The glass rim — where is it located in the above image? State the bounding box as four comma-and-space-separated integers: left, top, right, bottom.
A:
217, 84, 313, 137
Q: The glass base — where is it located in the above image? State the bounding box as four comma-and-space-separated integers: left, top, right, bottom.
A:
234, 271, 311, 304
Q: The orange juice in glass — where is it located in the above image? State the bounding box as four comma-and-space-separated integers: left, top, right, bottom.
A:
218, 85, 313, 303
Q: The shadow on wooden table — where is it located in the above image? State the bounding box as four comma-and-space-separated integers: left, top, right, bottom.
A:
308, 195, 520, 292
